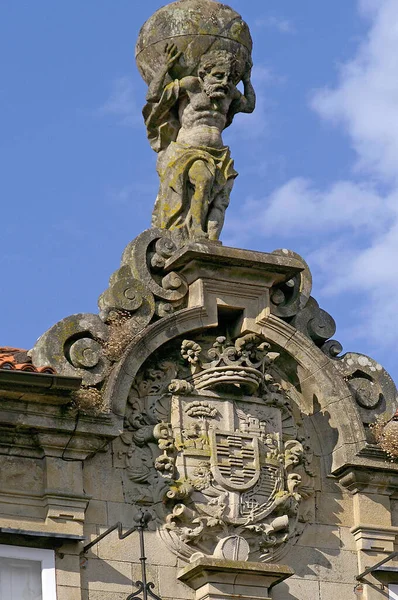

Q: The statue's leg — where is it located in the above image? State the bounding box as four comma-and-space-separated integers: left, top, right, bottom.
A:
188, 160, 214, 239
207, 178, 234, 241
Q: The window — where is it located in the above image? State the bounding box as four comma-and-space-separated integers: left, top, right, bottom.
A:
390, 584, 398, 600
0, 545, 56, 600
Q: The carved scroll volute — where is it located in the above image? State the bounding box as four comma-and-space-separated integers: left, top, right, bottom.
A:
31, 314, 110, 386
333, 352, 398, 425
291, 297, 337, 345
270, 250, 312, 319
98, 264, 156, 336
121, 229, 188, 316
270, 249, 341, 350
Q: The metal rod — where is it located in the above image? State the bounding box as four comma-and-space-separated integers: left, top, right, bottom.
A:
139, 526, 148, 600
82, 522, 137, 554
80, 509, 162, 600
126, 511, 162, 600
356, 550, 398, 581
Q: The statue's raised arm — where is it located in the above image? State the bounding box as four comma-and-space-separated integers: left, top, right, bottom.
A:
227, 66, 256, 125
143, 44, 184, 153
146, 44, 182, 104
136, 0, 255, 243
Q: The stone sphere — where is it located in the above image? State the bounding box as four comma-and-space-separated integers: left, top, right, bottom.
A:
136, 0, 252, 84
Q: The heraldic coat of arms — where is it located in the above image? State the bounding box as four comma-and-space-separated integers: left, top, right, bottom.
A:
118, 332, 313, 563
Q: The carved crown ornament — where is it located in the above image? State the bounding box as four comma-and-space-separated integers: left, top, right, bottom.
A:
115, 332, 315, 564
178, 335, 280, 394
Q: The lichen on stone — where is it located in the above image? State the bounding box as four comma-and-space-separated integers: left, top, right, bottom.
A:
70, 386, 107, 415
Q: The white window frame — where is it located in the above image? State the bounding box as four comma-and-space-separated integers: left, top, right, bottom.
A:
0, 544, 57, 600
390, 584, 398, 599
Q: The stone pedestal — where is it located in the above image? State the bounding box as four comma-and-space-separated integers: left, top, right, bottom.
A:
178, 557, 294, 600
165, 242, 304, 335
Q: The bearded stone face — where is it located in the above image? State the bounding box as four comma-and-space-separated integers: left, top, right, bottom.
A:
202, 64, 233, 99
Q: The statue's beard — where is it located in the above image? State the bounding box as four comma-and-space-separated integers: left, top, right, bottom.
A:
203, 80, 228, 99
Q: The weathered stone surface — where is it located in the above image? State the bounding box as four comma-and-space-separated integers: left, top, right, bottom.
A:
97, 530, 140, 563
268, 250, 343, 353
351, 524, 398, 552
165, 242, 305, 334
55, 553, 81, 588
161, 565, 195, 599
319, 582, 359, 600
338, 526, 357, 551
121, 228, 188, 305
83, 451, 124, 503
269, 249, 312, 319
136, 0, 252, 85
84, 499, 108, 526
333, 350, 398, 425
56, 586, 82, 600
272, 578, 320, 600
6, 228, 398, 600
117, 330, 314, 564
82, 594, 130, 600
297, 524, 340, 550
353, 493, 392, 527
178, 558, 293, 600
0, 456, 43, 493
31, 313, 110, 386
81, 557, 133, 593
315, 491, 355, 527
290, 297, 336, 346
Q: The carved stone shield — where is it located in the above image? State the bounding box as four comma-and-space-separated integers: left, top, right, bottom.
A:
239, 465, 283, 519
209, 429, 260, 491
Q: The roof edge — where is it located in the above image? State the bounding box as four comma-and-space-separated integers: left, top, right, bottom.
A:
0, 369, 81, 393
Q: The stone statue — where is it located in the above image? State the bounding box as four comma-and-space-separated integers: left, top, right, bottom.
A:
143, 44, 255, 242
136, 0, 256, 243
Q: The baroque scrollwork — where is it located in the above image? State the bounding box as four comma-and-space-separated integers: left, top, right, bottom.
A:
269, 249, 343, 354
332, 352, 398, 428
30, 314, 111, 387
117, 331, 314, 563
31, 228, 189, 386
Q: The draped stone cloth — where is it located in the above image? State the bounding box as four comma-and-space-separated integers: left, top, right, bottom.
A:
143, 80, 237, 233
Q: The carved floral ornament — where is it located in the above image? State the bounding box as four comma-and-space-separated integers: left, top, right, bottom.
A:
116, 332, 315, 563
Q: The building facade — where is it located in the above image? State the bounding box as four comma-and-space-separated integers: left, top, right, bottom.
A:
1, 1, 398, 599
1, 235, 398, 600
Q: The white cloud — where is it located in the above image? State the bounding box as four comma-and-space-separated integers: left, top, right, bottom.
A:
229, 0, 398, 351
226, 178, 392, 244
358, 0, 381, 18
309, 0, 398, 347
253, 178, 391, 236
97, 76, 141, 127
311, 0, 398, 183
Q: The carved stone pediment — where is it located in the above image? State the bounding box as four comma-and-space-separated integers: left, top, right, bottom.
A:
115, 331, 314, 563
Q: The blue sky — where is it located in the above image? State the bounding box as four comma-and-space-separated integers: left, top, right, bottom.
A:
1, 0, 397, 384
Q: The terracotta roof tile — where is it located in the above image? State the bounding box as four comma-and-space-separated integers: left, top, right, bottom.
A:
0, 347, 56, 374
